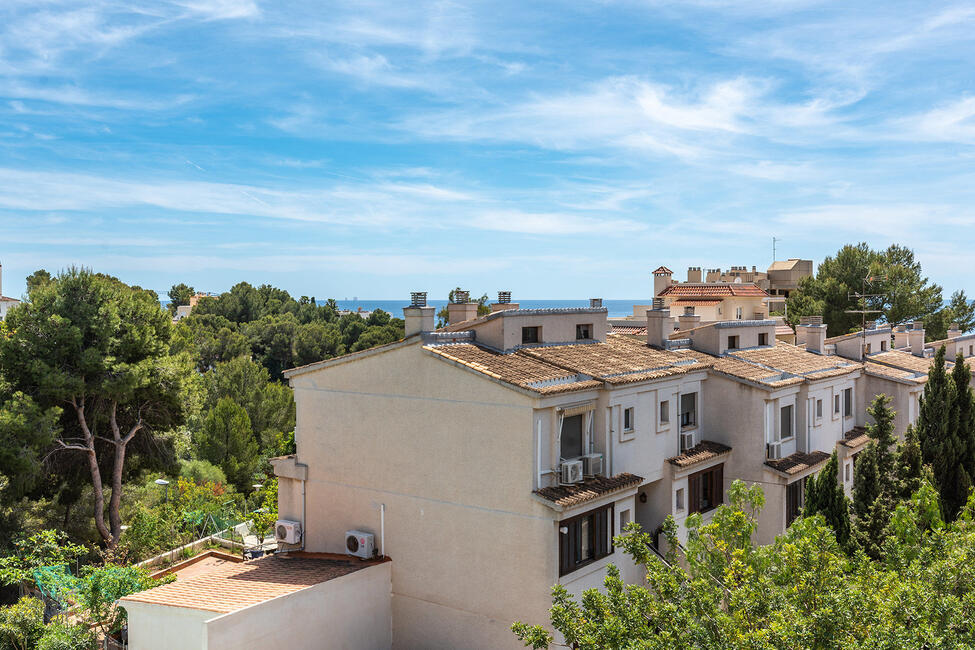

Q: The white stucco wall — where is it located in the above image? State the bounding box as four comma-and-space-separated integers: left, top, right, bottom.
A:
122, 601, 212, 650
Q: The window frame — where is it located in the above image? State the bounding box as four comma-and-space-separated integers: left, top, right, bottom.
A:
786, 480, 805, 526
558, 504, 614, 577
816, 398, 823, 420
687, 464, 724, 515
623, 407, 634, 432
560, 414, 585, 460
659, 399, 670, 427
780, 404, 794, 441
522, 326, 540, 344
575, 323, 593, 340
735, 306, 743, 320
843, 387, 853, 418
680, 392, 697, 430
728, 335, 739, 350
758, 332, 768, 346
675, 487, 685, 513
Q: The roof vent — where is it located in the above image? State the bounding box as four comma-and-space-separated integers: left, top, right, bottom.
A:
497, 291, 511, 304
589, 298, 602, 308
652, 298, 665, 310
799, 315, 823, 326
452, 290, 470, 304
410, 291, 427, 307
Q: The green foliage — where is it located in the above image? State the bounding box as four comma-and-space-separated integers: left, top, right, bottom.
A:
785, 243, 944, 336
803, 450, 851, 548
435, 288, 491, 327
916, 346, 973, 520
193, 398, 260, 491
0, 392, 60, 498
202, 356, 295, 450
924, 290, 975, 341
166, 283, 195, 315
36, 622, 96, 650
0, 597, 44, 650
514, 480, 975, 649
250, 478, 279, 541
75, 565, 173, 636
24, 270, 52, 296
179, 459, 227, 486
0, 531, 87, 590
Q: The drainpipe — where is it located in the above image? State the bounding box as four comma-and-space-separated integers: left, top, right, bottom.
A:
380, 503, 386, 558
299, 476, 306, 552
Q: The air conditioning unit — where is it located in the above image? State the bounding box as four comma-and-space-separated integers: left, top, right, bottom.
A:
275, 519, 302, 545
767, 441, 782, 460
345, 530, 375, 559
680, 431, 695, 452
582, 453, 604, 477
560, 460, 584, 485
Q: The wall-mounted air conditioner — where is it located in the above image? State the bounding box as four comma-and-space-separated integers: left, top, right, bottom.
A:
582, 453, 604, 477
345, 530, 375, 559
561, 460, 584, 485
679, 431, 695, 452
275, 519, 302, 545
766, 441, 782, 460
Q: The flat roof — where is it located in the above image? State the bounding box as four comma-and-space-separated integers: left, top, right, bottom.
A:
121, 553, 383, 614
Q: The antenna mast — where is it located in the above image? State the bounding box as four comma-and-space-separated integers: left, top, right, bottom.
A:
844, 274, 886, 358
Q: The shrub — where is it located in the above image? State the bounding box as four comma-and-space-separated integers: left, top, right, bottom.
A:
179, 459, 228, 486
37, 622, 97, 650
0, 596, 44, 650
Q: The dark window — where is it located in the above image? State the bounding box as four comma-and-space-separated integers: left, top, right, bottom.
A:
728, 335, 739, 350
843, 388, 853, 417
522, 326, 539, 344
834, 394, 840, 414
688, 464, 723, 514
561, 414, 584, 460
559, 504, 613, 576
576, 323, 592, 340
786, 480, 805, 526
780, 405, 793, 439
623, 407, 633, 431
680, 393, 697, 429
758, 333, 768, 346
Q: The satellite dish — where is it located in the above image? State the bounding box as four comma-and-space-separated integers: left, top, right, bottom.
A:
734, 277, 742, 284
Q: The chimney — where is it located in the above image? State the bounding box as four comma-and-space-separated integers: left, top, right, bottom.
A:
490, 291, 519, 312
909, 324, 925, 357
798, 316, 826, 354
949, 322, 962, 339
646, 307, 673, 349
447, 290, 479, 325
403, 292, 435, 336
893, 324, 909, 349
687, 266, 702, 283
677, 313, 701, 333
589, 298, 603, 309
652, 267, 673, 297
706, 268, 721, 282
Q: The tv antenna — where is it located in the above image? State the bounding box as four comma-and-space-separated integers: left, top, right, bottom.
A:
772, 237, 780, 261
844, 274, 887, 358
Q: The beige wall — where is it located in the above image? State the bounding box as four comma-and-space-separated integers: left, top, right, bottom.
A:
122, 601, 212, 650
665, 296, 765, 322
862, 375, 921, 437
469, 310, 608, 351
283, 343, 576, 649
205, 563, 392, 650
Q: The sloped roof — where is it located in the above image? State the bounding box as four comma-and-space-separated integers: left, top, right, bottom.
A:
767, 259, 803, 271
0, 296, 20, 303
120, 553, 379, 613
534, 473, 643, 508
611, 325, 647, 336
652, 266, 673, 275
667, 440, 732, 468
765, 450, 830, 476
671, 298, 723, 306
870, 349, 949, 375
658, 283, 768, 299
840, 426, 870, 449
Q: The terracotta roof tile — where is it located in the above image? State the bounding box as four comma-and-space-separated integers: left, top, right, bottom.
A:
652, 266, 674, 275
840, 426, 870, 448
870, 350, 950, 374
611, 325, 647, 335
534, 473, 643, 508
765, 450, 830, 475
658, 283, 768, 298
726, 343, 860, 383
863, 361, 926, 384
667, 440, 732, 468
671, 298, 723, 306
121, 554, 376, 613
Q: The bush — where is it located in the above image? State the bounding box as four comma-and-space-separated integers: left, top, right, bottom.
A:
37, 622, 97, 650
179, 459, 227, 486
0, 596, 44, 650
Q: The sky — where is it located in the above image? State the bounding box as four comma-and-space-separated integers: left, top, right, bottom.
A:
1, 0, 974, 300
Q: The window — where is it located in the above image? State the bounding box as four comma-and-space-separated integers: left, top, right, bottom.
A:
659, 400, 670, 424
844, 462, 851, 482
675, 488, 685, 512
843, 388, 853, 418
881, 340, 887, 351
786, 480, 805, 526
560, 414, 584, 460
680, 393, 697, 429
619, 509, 631, 531
558, 504, 613, 576
522, 326, 540, 344
576, 323, 592, 340
735, 306, 743, 320
759, 332, 768, 346
834, 394, 840, 415
970, 345, 973, 356
623, 407, 634, 432
816, 399, 823, 419
865, 342, 872, 354
688, 464, 723, 514
780, 404, 794, 440
728, 335, 739, 350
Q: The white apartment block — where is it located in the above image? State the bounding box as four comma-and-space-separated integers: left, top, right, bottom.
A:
0, 262, 21, 321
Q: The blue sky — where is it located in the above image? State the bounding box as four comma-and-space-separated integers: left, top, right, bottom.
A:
1, 1, 974, 300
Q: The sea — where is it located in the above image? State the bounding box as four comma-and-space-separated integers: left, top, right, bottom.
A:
334, 299, 641, 318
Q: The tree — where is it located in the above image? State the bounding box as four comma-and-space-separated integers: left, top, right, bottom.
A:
924, 290, 975, 341
24, 269, 52, 295
203, 356, 295, 450
951, 353, 975, 491
0, 597, 44, 650
916, 346, 970, 520
436, 288, 491, 327
0, 392, 60, 498
890, 424, 927, 503
193, 398, 259, 491
803, 451, 851, 548
0, 530, 88, 593
786, 243, 944, 337
0, 268, 192, 547
851, 395, 905, 556
166, 283, 195, 316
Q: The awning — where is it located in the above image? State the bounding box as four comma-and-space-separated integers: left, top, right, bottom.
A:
558, 403, 596, 417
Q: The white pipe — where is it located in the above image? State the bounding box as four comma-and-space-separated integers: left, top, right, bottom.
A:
299, 476, 306, 552
380, 503, 386, 558
536, 419, 542, 487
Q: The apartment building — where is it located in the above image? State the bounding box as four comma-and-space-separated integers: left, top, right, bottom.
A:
265, 292, 897, 647
0, 262, 20, 321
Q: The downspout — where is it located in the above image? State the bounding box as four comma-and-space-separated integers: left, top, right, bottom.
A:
380, 503, 386, 558
299, 475, 306, 552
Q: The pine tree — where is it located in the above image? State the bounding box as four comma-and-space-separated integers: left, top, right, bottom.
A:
851, 395, 900, 557
803, 451, 851, 548
193, 397, 260, 491
867, 394, 898, 478
891, 425, 928, 503
952, 353, 975, 496
917, 346, 969, 520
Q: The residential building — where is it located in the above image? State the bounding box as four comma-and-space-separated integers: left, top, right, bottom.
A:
173, 293, 211, 321
0, 261, 21, 320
